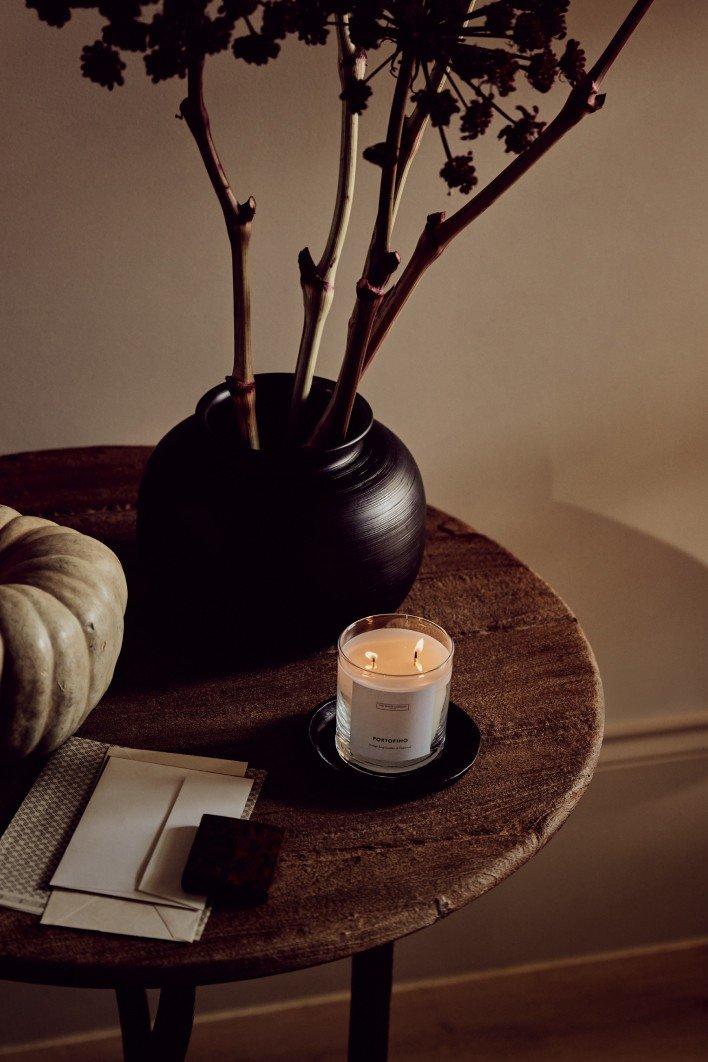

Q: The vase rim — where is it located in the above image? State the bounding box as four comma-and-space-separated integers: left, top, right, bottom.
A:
196, 372, 374, 458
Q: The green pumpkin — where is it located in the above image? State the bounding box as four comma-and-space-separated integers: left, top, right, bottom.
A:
0, 505, 127, 759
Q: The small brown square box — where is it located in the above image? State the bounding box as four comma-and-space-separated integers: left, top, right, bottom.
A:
182, 814, 284, 904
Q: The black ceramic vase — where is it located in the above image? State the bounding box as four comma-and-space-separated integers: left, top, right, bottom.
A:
137, 374, 426, 658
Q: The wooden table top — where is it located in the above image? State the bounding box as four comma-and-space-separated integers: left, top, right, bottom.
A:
0, 446, 603, 989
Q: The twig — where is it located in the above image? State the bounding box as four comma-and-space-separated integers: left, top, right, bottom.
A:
180, 57, 259, 448
308, 51, 415, 446
390, 60, 445, 229
370, 51, 416, 282
289, 20, 365, 439
363, 0, 655, 371
393, 2, 477, 226
307, 279, 383, 447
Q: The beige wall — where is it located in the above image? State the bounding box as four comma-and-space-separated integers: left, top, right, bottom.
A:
0, 0, 706, 1048
2, 0, 706, 730
3, 1, 706, 736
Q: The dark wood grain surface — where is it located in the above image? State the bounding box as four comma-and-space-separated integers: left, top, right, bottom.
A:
0, 447, 603, 989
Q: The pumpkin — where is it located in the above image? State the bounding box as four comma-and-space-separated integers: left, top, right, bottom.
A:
0, 505, 127, 760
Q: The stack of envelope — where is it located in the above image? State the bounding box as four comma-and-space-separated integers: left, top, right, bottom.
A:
41, 746, 255, 942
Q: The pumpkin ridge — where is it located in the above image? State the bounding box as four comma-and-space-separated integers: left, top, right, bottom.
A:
2, 555, 127, 617
0, 506, 21, 535
20, 569, 124, 706
9, 583, 92, 750
0, 505, 126, 759
0, 527, 85, 571
1, 522, 115, 552
0, 514, 57, 555
4, 584, 57, 751
0, 584, 55, 757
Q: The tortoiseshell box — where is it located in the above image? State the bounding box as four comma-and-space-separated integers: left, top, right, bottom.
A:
181, 814, 284, 905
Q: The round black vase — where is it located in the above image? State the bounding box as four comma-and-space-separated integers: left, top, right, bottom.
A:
136, 374, 426, 660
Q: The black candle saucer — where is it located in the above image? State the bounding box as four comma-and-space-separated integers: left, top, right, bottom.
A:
307, 698, 481, 798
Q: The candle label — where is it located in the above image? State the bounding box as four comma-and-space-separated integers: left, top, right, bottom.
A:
349, 681, 444, 765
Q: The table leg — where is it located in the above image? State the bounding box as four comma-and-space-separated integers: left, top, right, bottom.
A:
152, 985, 197, 1060
115, 985, 196, 1061
115, 986, 151, 1061
348, 941, 394, 1062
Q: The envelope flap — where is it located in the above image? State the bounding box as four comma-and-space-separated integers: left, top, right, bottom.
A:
138, 771, 254, 908
41, 889, 202, 942
108, 747, 248, 777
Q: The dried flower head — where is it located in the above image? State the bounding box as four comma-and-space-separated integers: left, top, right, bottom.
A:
80, 40, 126, 90
340, 77, 372, 114
410, 87, 460, 129
498, 105, 546, 154
460, 97, 493, 141
526, 48, 558, 93
440, 152, 477, 194
25, 1, 590, 193
559, 38, 586, 85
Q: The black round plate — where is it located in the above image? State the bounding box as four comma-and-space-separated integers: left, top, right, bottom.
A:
307, 698, 481, 798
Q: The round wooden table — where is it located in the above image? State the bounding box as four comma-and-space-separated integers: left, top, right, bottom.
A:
0, 447, 604, 1061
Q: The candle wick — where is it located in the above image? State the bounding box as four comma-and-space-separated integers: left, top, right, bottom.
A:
414, 637, 425, 673
364, 651, 378, 671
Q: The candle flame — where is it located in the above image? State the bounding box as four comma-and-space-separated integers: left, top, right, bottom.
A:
364, 650, 378, 671
414, 637, 425, 673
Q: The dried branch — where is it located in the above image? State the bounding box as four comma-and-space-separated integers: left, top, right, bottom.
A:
370, 51, 416, 280
391, 59, 445, 228
307, 279, 383, 447
180, 57, 259, 448
363, 0, 655, 371
308, 51, 415, 446
392, 2, 478, 227
289, 19, 365, 439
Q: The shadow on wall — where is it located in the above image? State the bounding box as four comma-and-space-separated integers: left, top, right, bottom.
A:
534, 501, 707, 727
444, 457, 708, 730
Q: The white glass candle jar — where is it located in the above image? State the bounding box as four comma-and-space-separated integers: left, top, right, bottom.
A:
336, 614, 454, 775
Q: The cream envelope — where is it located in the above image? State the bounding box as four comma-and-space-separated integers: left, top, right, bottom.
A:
139, 770, 254, 909
41, 888, 203, 942
50, 756, 248, 908
50, 757, 188, 905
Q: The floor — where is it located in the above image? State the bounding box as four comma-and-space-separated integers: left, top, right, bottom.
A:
2, 941, 706, 1060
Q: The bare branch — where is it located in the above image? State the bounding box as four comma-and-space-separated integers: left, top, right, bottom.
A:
180, 58, 259, 448
306, 51, 415, 446
307, 279, 382, 447
391, 59, 445, 228
319, 22, 364, 276
364, 0, 656, 371
307, 51, 415, 446
370, 51, 416, 279
289, 20, 365, 439
392, 2, 478, 226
